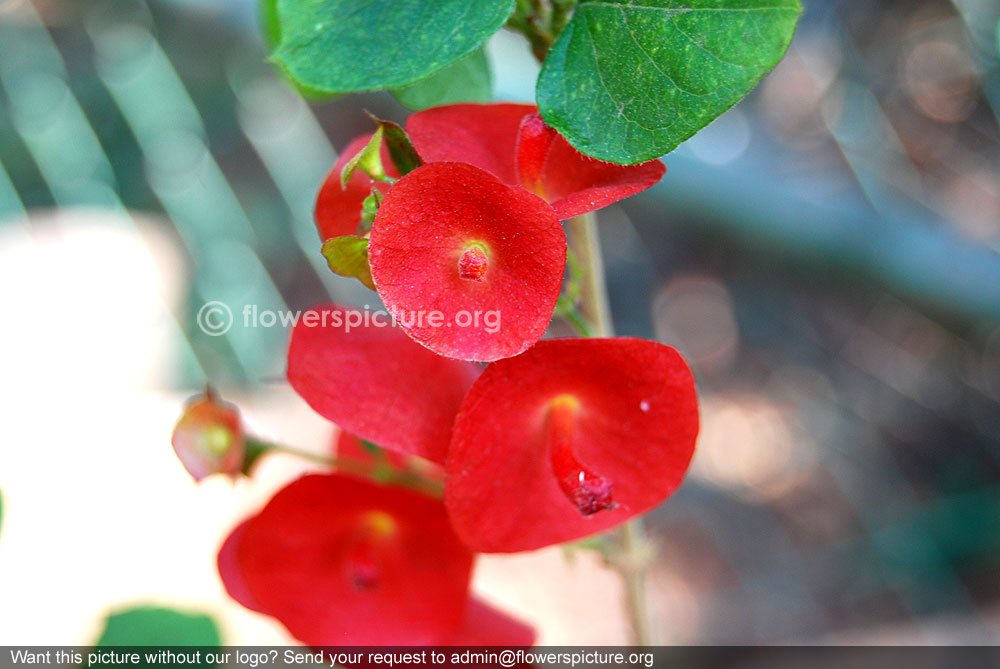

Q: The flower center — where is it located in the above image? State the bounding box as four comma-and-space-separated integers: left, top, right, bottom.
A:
347, 510, 398, 590
458, 244, 489, 281
546, 394, 616, 516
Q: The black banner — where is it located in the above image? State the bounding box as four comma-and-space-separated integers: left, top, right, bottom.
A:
2, 647, 999, 669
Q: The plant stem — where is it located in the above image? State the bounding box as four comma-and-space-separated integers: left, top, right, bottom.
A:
558, 303, 593, 337
243, 437, 444, 498
506, 0, 568, 62
565, 213, 655, 646
565, 214, 612, 336
256, 441, 333, 465
619, 515, 654, 646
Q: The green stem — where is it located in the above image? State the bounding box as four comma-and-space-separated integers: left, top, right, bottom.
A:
558, 302, 593, 337
244, 436, 328, 466
243, 437, 444, 498
550, 0, 575, 35
565, 213, 655, 646
619, 516, 654, 646
566, 214, 612, 336
506, 0, 557, 61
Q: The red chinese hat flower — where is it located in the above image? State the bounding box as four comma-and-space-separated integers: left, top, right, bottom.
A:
314, 134, 398, 241
218, 485, 534, 646
170, 391, 245, 482
406, 104, 666, 220
219, 474, 474, 645
287, 304, 480, 464
445, 338, 699, 552
368, 162, 566, 362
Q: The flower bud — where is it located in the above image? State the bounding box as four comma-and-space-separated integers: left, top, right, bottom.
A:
171, 391, 245, 482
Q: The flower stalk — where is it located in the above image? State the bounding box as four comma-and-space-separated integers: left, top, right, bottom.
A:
565, 212, 656, 646
244, 437, 445, 499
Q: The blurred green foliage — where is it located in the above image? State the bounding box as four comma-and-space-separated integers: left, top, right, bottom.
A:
95, 605, 222, 647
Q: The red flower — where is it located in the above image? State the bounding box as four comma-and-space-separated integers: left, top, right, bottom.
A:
445, 338, 699, 552
219, 474, 474, 645
218, 473, 534, 646
406, 104, 666, 220
287, 304, 480, 464
170, 391, 245, 482
368, 162, 566, 361
314, 134, 398, 241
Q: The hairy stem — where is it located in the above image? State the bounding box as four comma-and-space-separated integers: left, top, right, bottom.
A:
566, 213, 655, 646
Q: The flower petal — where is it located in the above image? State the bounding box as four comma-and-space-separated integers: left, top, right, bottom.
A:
368, 162, 566, 362
217, 520, 267, 614
517, 114, 666, 220
439, 598, 536, 646
406, 104, 535, 186
234, 474, 474, 645
287, 304, 480, 463
445, 338, 699, 552
407, 105, 665, 219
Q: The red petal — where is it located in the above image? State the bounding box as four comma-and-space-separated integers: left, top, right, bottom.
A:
406, 104, 536, 186
516, 114, 666, 220
408, 105, 665, 220
445, 338, 699, 552
439, 598, 536, 646
368, 163, 566, 362
217, 520, 268, 614
287, 304, 480, 463
314, 135, 396, 241
236, 474, 474, 645
515, 113, 557, 198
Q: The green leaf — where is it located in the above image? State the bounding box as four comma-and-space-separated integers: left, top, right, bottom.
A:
341, 126, 389, 188
257, 0, 339, 101
257, 0, 282, 48
537, 0, 802, 164
273, 0, 514, 93
391, 47, 492, 110
365, 114, 423, 176
322, 236, 376, 290
95, 605, 222, 647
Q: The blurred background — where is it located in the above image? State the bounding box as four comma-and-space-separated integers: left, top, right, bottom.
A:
0, 0, 999, 646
